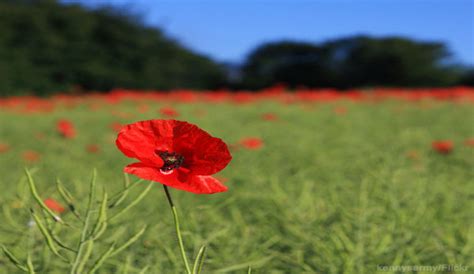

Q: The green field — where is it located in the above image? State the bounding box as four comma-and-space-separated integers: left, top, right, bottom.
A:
0, 99, 473, 273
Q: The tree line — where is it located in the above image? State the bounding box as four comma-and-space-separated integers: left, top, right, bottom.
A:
0, 0, 472, 96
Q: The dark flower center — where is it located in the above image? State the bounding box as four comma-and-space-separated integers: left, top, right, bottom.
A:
156, 151, 184, 172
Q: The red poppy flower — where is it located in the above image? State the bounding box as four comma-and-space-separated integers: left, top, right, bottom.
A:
159, 107, 179, 117
86, 144, 100, 153
261, 112, 278, 121
116, 119, 232, 194
0, 143, 9, 153
57, 119, 76, 139
22, 150, 40, 162
432, 140, 453, 154
465, 138, 474, 147
44, 198, 65, 214
240, 137, 264, 150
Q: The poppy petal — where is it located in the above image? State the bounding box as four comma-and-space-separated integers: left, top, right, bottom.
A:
187, 175, 228, 194
116, 120, 176, 166
172, 121, 232, 175
124, 163, 227, 194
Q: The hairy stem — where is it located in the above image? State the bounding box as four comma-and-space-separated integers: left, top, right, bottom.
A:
163, 185, 191, 274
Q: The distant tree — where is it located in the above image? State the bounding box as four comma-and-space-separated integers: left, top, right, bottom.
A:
329, 36, 460, 88
458, 68, 474, 86
241, 41, 333, 89
0, 0, 226, 96
241, 36, 465, 90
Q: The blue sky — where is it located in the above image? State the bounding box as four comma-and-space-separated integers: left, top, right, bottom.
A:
62, 0, 474, 65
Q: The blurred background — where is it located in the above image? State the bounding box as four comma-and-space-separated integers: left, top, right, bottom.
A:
0, 2, 473, 272
0, 0, 473, 96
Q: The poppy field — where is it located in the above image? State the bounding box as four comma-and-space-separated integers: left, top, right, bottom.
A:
0, 88, 473, 273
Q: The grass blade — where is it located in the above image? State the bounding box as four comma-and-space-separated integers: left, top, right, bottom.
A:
215, 256, 272, 273
76, 240, 94, 274
91, 190, 108, 240
30, 209, 67, 262
109, 182, 153, 221
192, 245, 207, 274
109, 225, 147, 257
87, 243, 116, 274
56, 178, 81, 220
25, 169, 62, 223
26, 254, 35, 274
138, 265, 150, 274
1, 245, 28, 272
70, 169, 97, 274
108, 175, 142, 208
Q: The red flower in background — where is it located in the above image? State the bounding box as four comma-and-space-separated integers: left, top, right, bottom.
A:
333, 106, 347, 115
86, 144, 100, 153
44, 198, 65, 214
240, 137, 264, 150
261, 112, 278, 121
0, 143, 9, 153
159, 107, 179, 118
138, 104, 149, 113
57, 119, 76, 139
465, 138, 474, 147
432, 140, 453, 154
110, 122, 123, 132
22, 150, 40, 162
116, 119, 232, 194
406, 150, 420, 160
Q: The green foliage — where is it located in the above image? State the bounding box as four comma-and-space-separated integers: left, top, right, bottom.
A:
0, 99, 473, 272
1, 1, 472, 94
241, 36, 468, 89
0, 0, 226, 96
3, 170, 149, 273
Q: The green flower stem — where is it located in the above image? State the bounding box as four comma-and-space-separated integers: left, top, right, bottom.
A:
163, 185, 191, 274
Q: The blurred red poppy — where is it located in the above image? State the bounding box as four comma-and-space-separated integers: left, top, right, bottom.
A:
0, 143, 9, 153
465, 138, 474, 147
261, 112, 278, 121
110, 122, 123, 132
432, 140, 453, 154
86, 144, 100, 153
44, 198, 65, 214
240, 137, 264, 150
116, 119, 232, 194
159, 107, 179, 117
22, 150, 40, 162
406, 150, 420, 160
333, 106, 347, 115
57, 119, 76, 139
